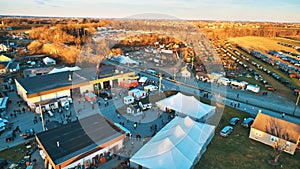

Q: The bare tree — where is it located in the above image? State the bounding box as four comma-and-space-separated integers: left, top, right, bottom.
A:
265, 118, 289, 165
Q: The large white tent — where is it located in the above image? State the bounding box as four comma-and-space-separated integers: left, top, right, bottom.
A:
156, 92, 216, 121
116, 55, 139, 65
48, 66, 81, 74
130, 116, 215, 169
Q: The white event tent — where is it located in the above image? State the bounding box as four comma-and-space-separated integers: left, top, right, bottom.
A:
48, 66, 81, 74
117, 55, 139, 65
130, 116, 215, 169
156, 92, 216, 121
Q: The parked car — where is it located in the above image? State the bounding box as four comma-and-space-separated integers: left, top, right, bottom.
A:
21, 129, 36, 139
0, 123, 6, 133
241, 117, 254, 128
5, 130, 16, 142
0, 118, 9, 125
229, 117, 240, 125
220, 126, 233, 137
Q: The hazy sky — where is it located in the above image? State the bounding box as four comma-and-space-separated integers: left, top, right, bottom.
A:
1, 0, 300, 22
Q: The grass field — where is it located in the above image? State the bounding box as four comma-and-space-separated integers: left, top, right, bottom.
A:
0, 140, 37, 163
196, 106, 300, 169
228, 36, 300, 55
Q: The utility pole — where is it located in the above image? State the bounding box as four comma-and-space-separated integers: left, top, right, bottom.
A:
158, 73, 163, 95
39, 104, 45, 131
173, 68, 177, 81
292, 93, 300, 117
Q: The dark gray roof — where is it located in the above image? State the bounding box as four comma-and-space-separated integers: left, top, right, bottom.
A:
36, 114, 124, 165
16, 71, 73, 94
16, 63, 132, 94
75, 63, 130, 81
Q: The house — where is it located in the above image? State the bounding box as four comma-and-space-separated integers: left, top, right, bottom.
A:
0, 54, 13, 62
0, 63, 8, 75
249, 112, 300, 155
0, 54, 14, 75
36, 114, 126, 169
0, 44, 8, 52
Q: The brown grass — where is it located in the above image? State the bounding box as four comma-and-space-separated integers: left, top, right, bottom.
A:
228, 36, 300, 55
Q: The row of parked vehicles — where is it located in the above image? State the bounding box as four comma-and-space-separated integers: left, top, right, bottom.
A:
5, 128, 36, 142
220, 117, 254, 137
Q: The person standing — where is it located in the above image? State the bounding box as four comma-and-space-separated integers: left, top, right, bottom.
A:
15, 126, 21, 133
282, 113, 285, 118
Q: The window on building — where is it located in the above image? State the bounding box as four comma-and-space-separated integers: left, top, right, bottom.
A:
255, 131, 262, 137
270, 136, 278, 142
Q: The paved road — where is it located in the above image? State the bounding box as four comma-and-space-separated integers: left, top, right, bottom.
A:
104, 59, 300, 119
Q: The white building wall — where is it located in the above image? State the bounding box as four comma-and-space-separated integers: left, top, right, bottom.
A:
41, 93, 56, 101
62, 139, 124, 169
56, 90, 71, 98
27, 97, 41, 108
15, 80, 28, 102
80, 84, 94, 94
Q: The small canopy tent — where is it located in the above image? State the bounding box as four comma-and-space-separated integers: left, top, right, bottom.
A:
130, 116, 215, 169
138, 76, 148, 83
156, 92, 216, 121
85, 93, 97, 102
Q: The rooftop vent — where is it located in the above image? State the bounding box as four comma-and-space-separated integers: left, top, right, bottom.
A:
68, 74, 72, 81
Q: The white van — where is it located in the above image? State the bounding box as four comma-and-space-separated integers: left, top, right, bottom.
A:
144, 85, 158, 92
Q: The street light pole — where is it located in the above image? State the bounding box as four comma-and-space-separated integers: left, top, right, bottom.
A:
39, 104, 45, 131
292, 92, 300, 117
158, 73, 163, 95
173, 68, 177, 81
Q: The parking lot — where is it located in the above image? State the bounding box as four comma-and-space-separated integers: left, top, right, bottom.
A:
0, 87, 78, 151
